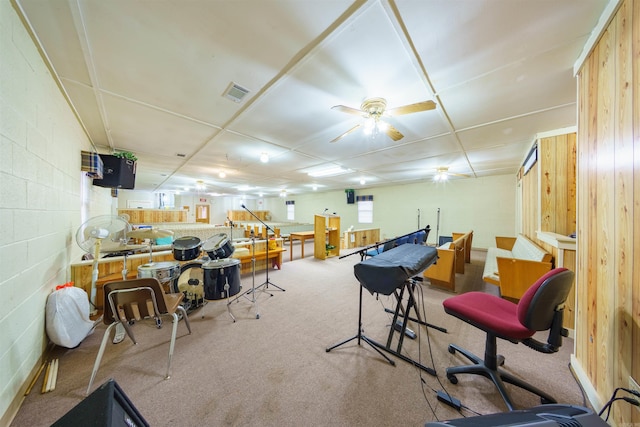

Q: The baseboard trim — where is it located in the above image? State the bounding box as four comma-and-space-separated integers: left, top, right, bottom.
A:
570, 355, 603, 412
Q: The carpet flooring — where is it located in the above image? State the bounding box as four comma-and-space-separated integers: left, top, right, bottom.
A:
10, 243, 588, 426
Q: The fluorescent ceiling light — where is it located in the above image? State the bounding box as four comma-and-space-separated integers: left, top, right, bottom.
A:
308, 166, 352, 177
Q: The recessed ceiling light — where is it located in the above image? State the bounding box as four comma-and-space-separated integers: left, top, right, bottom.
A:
219, 171, 226, 178
308, 166, 351, 177
260, 152, 269, 163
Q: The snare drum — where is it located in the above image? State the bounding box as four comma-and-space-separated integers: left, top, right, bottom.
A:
137, 261, 181, 293
172, 236, 201, 261
202, 233, 235, 259
202, 258, 241, 300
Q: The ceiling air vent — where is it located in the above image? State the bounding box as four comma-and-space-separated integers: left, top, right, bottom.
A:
223, 82, 250, 103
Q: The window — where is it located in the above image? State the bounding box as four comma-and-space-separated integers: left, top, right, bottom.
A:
357, 195, 373, 223
286, 200, 295, 221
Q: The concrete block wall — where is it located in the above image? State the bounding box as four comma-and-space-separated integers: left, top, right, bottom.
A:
0, 3, 112, 423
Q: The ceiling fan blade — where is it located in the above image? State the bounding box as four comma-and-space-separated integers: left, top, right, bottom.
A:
331, 105, 365, 116
384, 124, 404, 141
386, 100, 436, 116
330, 124, 362, 143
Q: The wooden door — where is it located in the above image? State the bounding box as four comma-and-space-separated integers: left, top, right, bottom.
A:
195, 204, 210, 223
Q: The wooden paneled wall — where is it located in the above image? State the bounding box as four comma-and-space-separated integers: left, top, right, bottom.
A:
539, 134, 577, 236
521, 134, 577, 239
575, 1, 639, 425
520, 134, 577, 330
118, 209, 187, 223
227, 210, 269, 222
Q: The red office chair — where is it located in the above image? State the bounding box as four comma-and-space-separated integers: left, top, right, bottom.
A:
442, 268, 575, 411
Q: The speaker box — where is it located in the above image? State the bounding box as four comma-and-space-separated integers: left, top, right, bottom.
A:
52, 379, 148, 427
93, 155, 136, 189
346, 189, 355, 204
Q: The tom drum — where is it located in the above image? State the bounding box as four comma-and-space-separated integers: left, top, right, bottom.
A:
202, 258, 241, 300
202, 233, 235, 260
137, 261, 181, 293
172, 236, 201, 261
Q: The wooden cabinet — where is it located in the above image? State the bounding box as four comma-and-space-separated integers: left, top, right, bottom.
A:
314, 214, 340, 259
342, 228, 380, 249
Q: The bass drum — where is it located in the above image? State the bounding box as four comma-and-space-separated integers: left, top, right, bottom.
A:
172, 236, 202, 261
202, 233, 235, 260
176, 261, 205, 313
137, 261, 181, 293
202, 258, 241, 300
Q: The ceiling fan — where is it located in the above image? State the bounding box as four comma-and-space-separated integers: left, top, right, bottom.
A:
330, 97, 436, 143
433, 167, 470, 181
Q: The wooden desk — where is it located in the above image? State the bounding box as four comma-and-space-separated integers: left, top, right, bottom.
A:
289, 230, 317, 261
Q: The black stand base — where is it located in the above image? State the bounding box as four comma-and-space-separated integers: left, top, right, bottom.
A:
254, 278, 285, 293
325, 332, 396, 366
326, 281, 437, 376
326, 285, 395, 366
371, 280, 438, 376
383, 308, 448, 333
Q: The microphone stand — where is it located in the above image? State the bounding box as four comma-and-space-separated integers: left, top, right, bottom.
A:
231, 230, 262, 318
241, 205, 284, 292
227, 217, 233, 242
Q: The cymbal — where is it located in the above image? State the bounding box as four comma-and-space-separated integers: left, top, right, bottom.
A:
127, 228, 174, 239
99, 242, 147, 253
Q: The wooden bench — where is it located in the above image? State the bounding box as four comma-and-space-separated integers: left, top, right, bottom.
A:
423, 231, 473, 292
232, 248, 286, 275
482, 234, 553, 300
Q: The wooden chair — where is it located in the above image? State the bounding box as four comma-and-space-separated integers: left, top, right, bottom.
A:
86, 278, 191, 395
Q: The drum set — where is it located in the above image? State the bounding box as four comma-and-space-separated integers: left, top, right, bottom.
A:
131, 230, 241, 317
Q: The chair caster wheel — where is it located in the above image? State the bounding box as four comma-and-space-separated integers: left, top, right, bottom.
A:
256, 314, 260, 319
448, 345, 456, 354
447, 374, 458, 384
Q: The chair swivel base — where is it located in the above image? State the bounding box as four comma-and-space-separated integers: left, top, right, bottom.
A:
446, 343, 556, 411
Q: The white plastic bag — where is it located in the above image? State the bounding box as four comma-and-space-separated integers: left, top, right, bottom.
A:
45, 284, 95, 348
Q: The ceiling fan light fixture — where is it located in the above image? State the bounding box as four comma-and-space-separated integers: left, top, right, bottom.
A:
434, 167, 450, 181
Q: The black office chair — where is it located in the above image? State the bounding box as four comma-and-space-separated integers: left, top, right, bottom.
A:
442, 268, 575, 411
